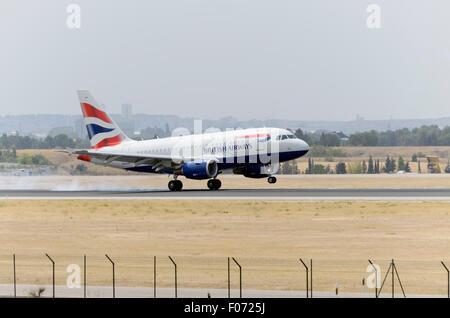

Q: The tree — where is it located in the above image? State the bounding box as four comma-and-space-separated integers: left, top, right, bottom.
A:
390, 157, 397, 172
383, 156, 391, 173
405, 161, 411, 173
411, 153, 417, 162
348, 130, 378, 146
319, 133, 340, 147
312, 164, 327, 174
374, 159, 380, 174
398, 156, 405, 171
347, 125, 450, 147
383, 156, 396, 173
292, 160, 299, 174
335, 162, 346, 174
362, 160, 367, 174
306, 157, 313, 174
294, 128, 314, 146
367, 156, 374, 174
418, 159, 421, 173
445, 160, 450, 173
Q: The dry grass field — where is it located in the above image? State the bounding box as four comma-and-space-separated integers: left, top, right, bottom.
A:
0, 200, 449, 295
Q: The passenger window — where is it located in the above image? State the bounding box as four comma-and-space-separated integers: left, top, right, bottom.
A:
282, 135, 288, 140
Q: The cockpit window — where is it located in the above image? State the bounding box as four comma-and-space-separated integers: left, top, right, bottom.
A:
276, 134, 296, 140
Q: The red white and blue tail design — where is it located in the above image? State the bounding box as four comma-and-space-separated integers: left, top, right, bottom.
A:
77, 90, 129, 149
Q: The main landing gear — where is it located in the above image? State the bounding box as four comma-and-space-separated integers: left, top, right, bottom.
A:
207, 179, 222, 190
267, 176, 277, 184
168, 179, 183, 191
168, 179, 222, 191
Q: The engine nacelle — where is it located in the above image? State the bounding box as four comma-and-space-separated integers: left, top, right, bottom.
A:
182, 160, 219, 180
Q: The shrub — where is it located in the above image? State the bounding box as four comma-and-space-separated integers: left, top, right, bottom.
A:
335, 162, 346, 174
312, 164, 327, 174
347, 161, 363, 174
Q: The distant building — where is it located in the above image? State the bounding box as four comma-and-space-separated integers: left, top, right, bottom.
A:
74, 117, 87, 139
114, 104, 135, 137
122, 104, 133, 120
332, 131, 349, 141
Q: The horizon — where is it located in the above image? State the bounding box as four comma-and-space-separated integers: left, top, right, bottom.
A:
2, 112, 450, 123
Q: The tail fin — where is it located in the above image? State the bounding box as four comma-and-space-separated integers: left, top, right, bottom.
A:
77, 90, 130, 149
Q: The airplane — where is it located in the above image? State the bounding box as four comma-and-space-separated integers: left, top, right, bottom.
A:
69, 90, 310, 191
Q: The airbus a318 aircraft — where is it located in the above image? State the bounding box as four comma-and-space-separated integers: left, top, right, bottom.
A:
69, 90, 309, 191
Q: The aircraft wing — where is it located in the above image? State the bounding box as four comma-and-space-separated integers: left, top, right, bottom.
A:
70, 149, 218, 173
71, 149, 185, 172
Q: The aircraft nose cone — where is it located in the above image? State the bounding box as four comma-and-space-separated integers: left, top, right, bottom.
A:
298, 139, 309, 153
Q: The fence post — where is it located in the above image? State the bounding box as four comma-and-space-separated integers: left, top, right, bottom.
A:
378, 259, 406, 298
232, 257, 242, 298
105, 254, 115, 298
310, 259, 313, 298
13, 254, 16, 298
154, 256, 156, 298
442, 261, 449, 298
84, 255, 86, 298
391, 259, 394, 298
45, 253, 55, 298
299, 258, 309, 298
392, 260, 406, 298
228, 257, 230, 298
168, 256, 177, 298
368, 259, 378, 298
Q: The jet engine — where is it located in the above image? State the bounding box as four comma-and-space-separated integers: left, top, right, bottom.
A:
182, 160, 219, 180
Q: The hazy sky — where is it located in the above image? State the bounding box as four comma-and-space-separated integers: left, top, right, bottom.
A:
0, 1, 449, 121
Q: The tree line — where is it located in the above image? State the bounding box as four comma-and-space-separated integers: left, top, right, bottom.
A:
280, 155, 419, 175
344, 125, 450, 147
293, 125, 450, 147
0, 134, 90, 150
2, 124, 450, 150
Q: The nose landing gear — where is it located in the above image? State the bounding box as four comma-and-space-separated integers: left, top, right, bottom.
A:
207, 179, 222, 190
168, 179, 183, 191
267, 176, 277, 184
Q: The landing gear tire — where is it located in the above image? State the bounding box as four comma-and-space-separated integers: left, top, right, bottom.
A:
267, 176, 277, 184
207, 179, 222, 190
168, 180, 183, 191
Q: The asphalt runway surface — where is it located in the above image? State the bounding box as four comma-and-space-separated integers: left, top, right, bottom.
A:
3, 188, 450, 200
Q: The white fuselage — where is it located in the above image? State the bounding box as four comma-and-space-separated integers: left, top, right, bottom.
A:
84, 127, 309, 174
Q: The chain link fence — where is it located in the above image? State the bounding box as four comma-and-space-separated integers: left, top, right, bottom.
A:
0, 254, 447, 297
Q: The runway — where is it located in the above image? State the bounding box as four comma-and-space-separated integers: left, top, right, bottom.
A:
3, 188, 450, 200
